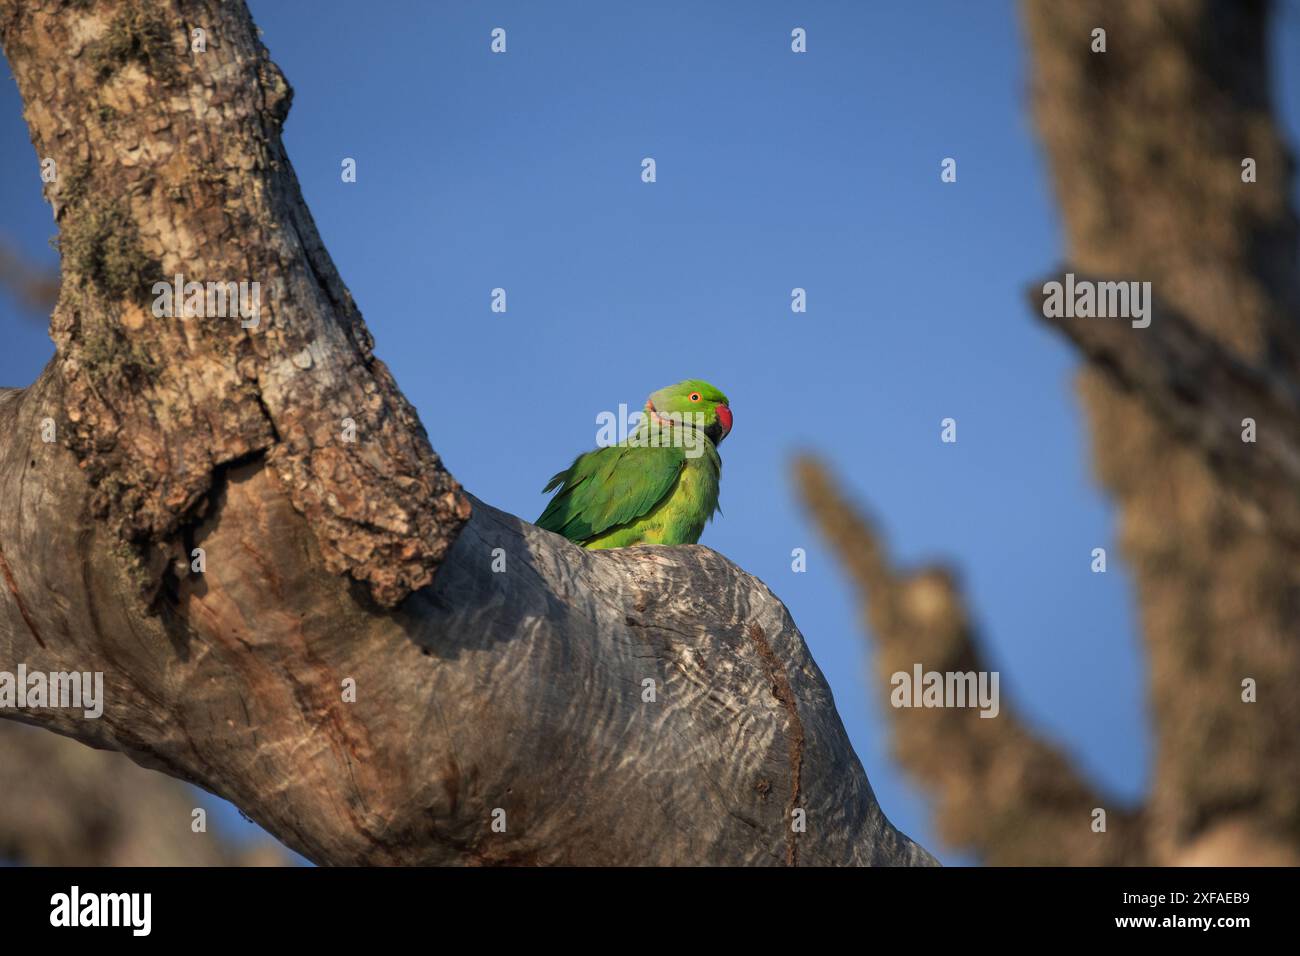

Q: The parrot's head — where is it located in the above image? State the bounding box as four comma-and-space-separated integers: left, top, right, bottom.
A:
646, 379, 733, 446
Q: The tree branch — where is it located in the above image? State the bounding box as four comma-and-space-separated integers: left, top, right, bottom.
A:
794, 457, 1147, 865
1018, 0, 1300, 862
1, 0, 468, 609
1029, 274, 1300, 544
0, 0, 933, 866
0, 237, 59, 319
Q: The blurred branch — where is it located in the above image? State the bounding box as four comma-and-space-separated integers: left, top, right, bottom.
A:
793, 457, 1147, 865
799, 0, 1300, 867
1019, 0, 1300, 862
0, 722, 289, 866
0, 237, 59, 318
1030, 275, 1300, 544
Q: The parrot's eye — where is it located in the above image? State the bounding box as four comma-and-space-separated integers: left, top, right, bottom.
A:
689, 392, 701, 402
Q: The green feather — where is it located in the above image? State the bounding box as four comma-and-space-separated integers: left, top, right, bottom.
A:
536, 444, 686, 542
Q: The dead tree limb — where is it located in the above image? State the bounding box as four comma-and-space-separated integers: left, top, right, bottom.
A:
2, 0, 469, 610
794, 458, 1148, 865
795, 0, 1300, 866
1021, 0, 1300, 863
0, 0, 933, 866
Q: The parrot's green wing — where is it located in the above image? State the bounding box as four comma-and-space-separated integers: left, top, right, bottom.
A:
537, 444, 686, 542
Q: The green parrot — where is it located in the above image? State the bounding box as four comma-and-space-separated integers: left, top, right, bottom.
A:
536, 380, 733, 548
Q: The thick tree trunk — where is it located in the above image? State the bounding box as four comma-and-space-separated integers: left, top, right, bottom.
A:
0, 0, 932, 866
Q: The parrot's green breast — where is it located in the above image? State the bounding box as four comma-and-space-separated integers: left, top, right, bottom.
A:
536, 440, 722, 548
583, 446, 720, 548
536, 379, 730, 548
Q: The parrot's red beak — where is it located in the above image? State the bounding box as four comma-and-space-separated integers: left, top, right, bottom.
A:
715, 404, 732, 438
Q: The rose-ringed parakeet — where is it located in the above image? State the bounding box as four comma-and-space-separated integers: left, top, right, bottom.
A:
537, 380, 733, 547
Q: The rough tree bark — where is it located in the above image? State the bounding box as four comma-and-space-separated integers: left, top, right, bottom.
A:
0, 0, 933, 866
796, 0, 1300, 866
4, 209, 253, 869
1, 226, 246, 867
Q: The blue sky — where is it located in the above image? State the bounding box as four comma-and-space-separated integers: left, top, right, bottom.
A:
3, 1, 1299, 864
